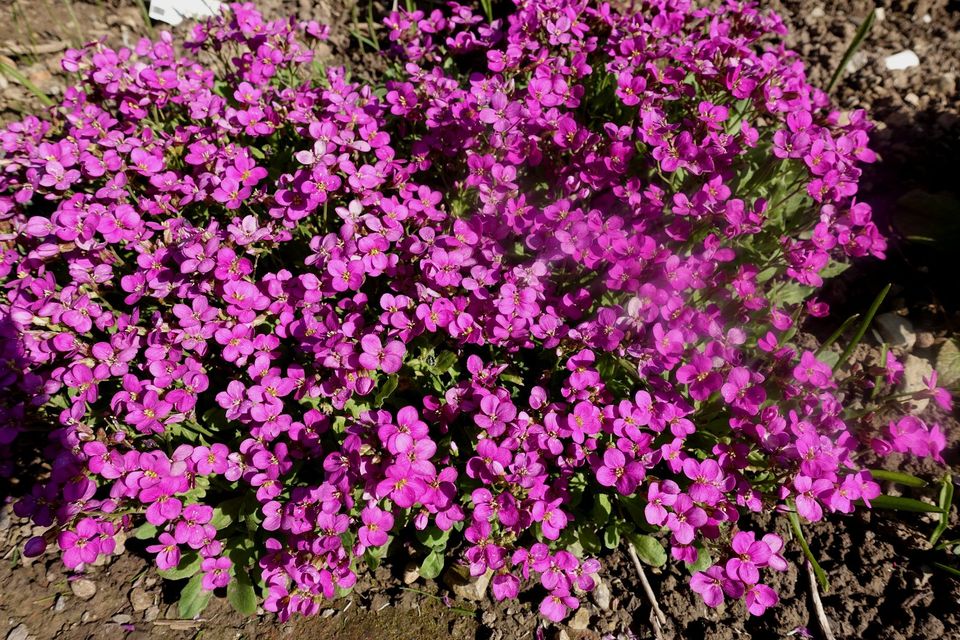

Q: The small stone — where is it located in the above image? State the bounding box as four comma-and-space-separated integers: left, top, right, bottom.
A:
24, 67, 53, 91
922, 13, 932, 24
901, 354, 934, 414
876, 312, 916, 350
80, 611, 99, 623
130, 587, 153, 612
558, 631, 572, 640
874, 7, 885, 21
884, 50, 920, 71
71, 579, 97, 601
916, 332, 936, 349
592, 579, 612, 611
844, 51, 869, 74
568, 606, 592, 630
481, 610, 497, 626
446, 568, 492, 601
6, 624, 29, 640
402, 563, 420, 585
111, 614, 132, 625
940, 73, 957, 96
809, 6, 825, 18
53, 595, 67, 613
144, 606, 160, 623
904, 92, 921, 108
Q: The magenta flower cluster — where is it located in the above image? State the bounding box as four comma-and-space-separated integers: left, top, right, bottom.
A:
0, 0, 950, 623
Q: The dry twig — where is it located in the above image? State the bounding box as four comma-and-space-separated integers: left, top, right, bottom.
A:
627, 541, 668, 640
806, 561, 836, 640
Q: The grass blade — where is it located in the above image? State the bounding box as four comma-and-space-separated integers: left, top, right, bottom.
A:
837, 283, 890, 369
828, 8, 876, 93
788, 508, 828, 592
930, 475, 954, 547
366, 1, 381, 51
816, 313, 861, 357
865, 494, 944, 513
868, 469, 928, 488
933, 562, 960, 578
0, 60, 54, 107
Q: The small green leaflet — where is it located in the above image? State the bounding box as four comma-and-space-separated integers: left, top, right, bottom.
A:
227, 570, 258, 616
178, 573, 212, 619
419, 551, 444, 580
628, 534, 667, 567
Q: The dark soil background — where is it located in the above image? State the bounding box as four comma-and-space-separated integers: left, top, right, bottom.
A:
1, 1, 959, 639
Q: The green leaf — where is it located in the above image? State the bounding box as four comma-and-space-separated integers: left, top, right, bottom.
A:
210, 506, 234, 530
227, 570, 258, 616
930, 475, 955, 547
686, 545, 712, 574
865, 495, 944, 513
375, 374, 399, 405
132, 522, 159, 540
578, 527, 602, 555
868, 469, 928, 488
816, 313, 861, 357
837, 283, 890, 369
159, 552, 202, 580
788, 508, 829, 592
933, 562, 960, 578
628, 534, 667, 567
419, 551, 444, 580
178, 573, 212, 619
433, 351, 458, 375
415, 527, 451, 552
828, 8, 876, 92
603, 524, 621, 550
617, 494, 655, 531
591, 494, 613, 525
0, 61, 54, 106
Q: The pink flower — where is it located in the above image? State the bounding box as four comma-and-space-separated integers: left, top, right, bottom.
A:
147, 533, 182, 570
358, 335, 405, 374
201, 556, 233, 591
691, 565, 742, 607
358, 506, 394, 548
595, 448, 645, 495
539, 589, 579, 622
59, 518, 102, 568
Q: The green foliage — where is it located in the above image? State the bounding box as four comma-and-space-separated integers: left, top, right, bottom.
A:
628, 534, 667, 567
178, 573, 213, 619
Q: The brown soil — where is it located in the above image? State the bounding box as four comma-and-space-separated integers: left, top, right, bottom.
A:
2, 1, 959, 640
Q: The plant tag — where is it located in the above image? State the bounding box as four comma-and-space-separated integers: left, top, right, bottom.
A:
149, 0, 222, 26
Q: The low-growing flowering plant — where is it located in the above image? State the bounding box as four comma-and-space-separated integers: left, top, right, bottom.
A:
0, 0, 952, 623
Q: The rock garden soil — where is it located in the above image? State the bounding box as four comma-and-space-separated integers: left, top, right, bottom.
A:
1, 1, 959, 639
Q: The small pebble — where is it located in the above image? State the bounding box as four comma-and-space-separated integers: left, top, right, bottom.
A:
111, 614, 132, 625
130, 587, 153, 612
6, 624, 29, 640
54, 595, 67, 613
884, 50, 920, 71
71, 578, 97, 601
144, 606, 160, 623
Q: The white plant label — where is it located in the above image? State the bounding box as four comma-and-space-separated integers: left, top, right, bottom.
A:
149, 0, 223, 27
